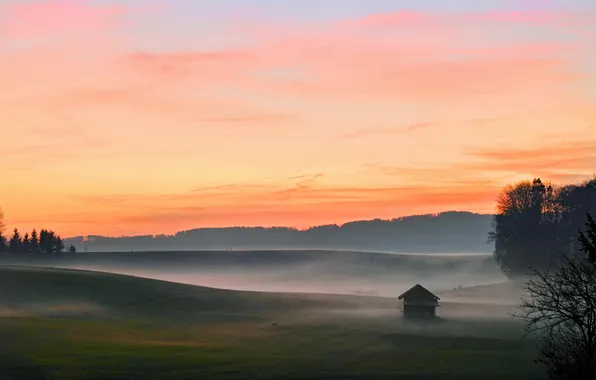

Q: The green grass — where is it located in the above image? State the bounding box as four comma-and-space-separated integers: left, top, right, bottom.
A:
0, 266, 541, 380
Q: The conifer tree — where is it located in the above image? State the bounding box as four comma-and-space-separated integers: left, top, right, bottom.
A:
30, 229, 39, 253
8, 228, 23, 253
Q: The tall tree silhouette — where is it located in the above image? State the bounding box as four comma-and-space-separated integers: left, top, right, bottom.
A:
8, 228, 23, 253
578, 213, 596, 265
39, 229, 49, 253
30, 229, 39, 253
490, 178, 560, 277
557, 178, 596, 258
0, 208, 8, 253
38, 229, 65, 253
22, 233, 31, 252
0, 208, 5, 253
52, 232, 65, 253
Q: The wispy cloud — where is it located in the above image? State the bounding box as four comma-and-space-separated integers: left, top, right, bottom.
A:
462, 140, 596, 182
347, 10, 596, 29
123, 50, 256, 85
232, 9, 591, 105
469, 140, 596, 162
338, 122, 439, 140
194, 113, 297, 127
266, 55, 576, 103
0, 137, 110, 170
368, 139, 596, 186
0, 0, 127, 39
337, 118, 511, 141
364, 163, 497, 187
287, 173, 325, 181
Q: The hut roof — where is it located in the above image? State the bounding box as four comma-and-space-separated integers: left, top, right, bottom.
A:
398, 284, 440, 301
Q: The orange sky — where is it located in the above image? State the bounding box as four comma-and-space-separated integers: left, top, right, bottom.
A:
1, 1, 595, 237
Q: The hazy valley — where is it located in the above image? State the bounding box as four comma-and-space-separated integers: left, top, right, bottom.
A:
0, 250, 506, 299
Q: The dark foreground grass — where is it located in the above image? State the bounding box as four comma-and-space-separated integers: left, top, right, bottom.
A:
0, 316, 540, 380
0, 266, 541, 380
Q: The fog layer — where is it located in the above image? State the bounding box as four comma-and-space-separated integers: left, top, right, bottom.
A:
0, 250, 514, 302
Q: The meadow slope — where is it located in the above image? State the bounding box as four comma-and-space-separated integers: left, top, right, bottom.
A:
0, 266, 539, 380
0, 250, 506, 297
0, 266, 396, 322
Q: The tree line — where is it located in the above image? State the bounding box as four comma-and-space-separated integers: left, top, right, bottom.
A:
490, 176, 596, 379
0, 209, 73, 254
489, 176, 596, 277
66, 211, 493, 253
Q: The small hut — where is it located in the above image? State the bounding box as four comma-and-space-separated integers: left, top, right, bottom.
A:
398, 284, 440, 318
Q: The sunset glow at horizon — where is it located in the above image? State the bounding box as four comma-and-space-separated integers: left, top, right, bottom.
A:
1, 0, 595, 237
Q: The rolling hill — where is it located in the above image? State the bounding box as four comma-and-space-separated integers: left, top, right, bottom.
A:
0, 250, 506, 297
0, 266, 396, 322
0, 266, 536, 380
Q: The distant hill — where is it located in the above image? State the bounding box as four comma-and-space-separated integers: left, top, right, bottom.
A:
65, 211, 494, 253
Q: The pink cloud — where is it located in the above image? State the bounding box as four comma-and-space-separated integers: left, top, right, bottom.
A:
214, 11, 589, 104
480, 11, 559, 25
260, 55, 576, 103
346, 10, 595, 29
3, 4, 587, 144
0, 0, 126, 39
116, 19, 579, 108
7, 5, 583, 113
129, 51, 255, 67
123, 50, 256, 86
347, 11, 435, 29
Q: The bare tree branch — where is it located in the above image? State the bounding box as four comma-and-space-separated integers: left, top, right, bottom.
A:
514, 253, 596, 379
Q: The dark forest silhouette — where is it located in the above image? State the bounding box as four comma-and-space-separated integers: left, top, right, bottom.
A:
490, 177, 596, 277
0, 209, 71, 254
0, 227, 70, 254
63, 211, 493, 253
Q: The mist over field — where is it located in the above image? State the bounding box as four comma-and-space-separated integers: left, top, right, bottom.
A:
42, 212, 506, 297
0, 247, 532, 379
0, 250, 513, 301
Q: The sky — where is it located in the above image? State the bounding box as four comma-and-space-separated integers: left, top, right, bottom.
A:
1, 0, 595, 237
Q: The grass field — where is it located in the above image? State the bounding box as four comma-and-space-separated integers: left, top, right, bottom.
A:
0, 266, 540, 380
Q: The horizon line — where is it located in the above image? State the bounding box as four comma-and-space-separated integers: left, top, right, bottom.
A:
63, 210, 493, 239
